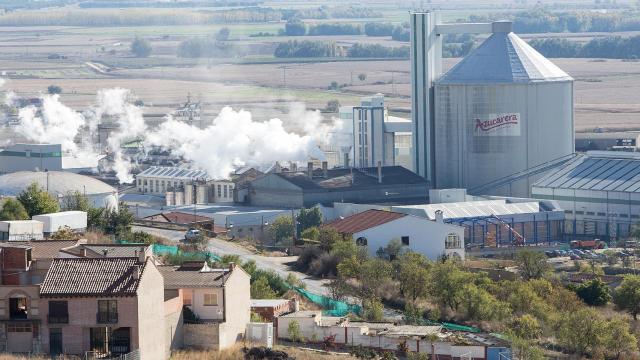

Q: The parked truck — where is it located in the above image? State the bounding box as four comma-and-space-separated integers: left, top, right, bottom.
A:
570, 239, 607, 250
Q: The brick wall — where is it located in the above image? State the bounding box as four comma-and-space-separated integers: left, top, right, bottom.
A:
183, 323, 220, 350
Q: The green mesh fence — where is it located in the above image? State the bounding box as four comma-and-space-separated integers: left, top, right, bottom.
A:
150, 244, 220, 262
294, 287, 361, 317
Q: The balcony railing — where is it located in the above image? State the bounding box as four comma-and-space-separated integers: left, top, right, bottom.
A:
48, 314, 69, 324
96, 312, 118, 324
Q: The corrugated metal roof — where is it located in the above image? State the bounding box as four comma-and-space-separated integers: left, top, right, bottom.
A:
137, 166, 208, 180
394, 200, 540, 219
438, 32, 572, 84
324, 209, 407, 233
533, 153, 640, 192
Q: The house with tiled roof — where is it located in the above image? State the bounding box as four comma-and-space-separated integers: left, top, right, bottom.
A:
159, 261, 250, 351
324, 209, 465, 260
39, 254, 166, 360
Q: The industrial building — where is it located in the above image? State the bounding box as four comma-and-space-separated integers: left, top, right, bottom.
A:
135, 166, 234, 205
242, 162, 429, 208
575, 132, 640, 152
0, 143, 100, 174
532, 151, 640, 241
338, 95, 412, 170
329, 189, 565, 247
410, 12, 574, 197
0, 171, 118, 210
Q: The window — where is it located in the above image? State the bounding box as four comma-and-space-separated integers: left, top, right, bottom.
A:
204, 293, 218, 306
48, 301, 69, 324
356, 237, 368, 246
217, 185, 222, 198
7, 323, 31, 332
223, 185, 228, 198
564, 210, 573, 214
97, 300, 118, 323
597, 212, 606, 217
586, 212, 595, 216
9, 297, 28, 319
445, 233, 461, 249
401, 236, 409, 246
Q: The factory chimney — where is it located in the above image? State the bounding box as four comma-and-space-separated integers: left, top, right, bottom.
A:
322, 161, 328, 178
377, 161, 382, 184
307, 162, 314, 179
344, 153, 350, 168
291, 162, 297, 173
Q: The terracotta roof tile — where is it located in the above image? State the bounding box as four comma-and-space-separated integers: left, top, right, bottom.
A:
324, 209, 406, 234
40, 258, 146, 297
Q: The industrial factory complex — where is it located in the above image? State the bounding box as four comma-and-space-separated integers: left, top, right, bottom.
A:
1, 11, 639, 250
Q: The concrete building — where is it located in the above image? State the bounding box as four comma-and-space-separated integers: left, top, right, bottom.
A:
324, 209, 465, 260
575, 132, 640, 152
33, 211, 87, 237
0, 171, 118, 210
245, 164, 429, 208
411, 12, 573, 198
0, 144, 100, 174
159, 261, 251, 351
39, 256, 166, 360
0, 220, 44, 241
136, 166, 234, 205
532, 151, 640, 241
339, 95, 412, 170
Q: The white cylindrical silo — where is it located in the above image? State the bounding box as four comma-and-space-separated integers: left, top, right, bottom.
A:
434, 30, 573, 197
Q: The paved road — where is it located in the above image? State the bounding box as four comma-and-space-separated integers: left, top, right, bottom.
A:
133, 226, 329, 296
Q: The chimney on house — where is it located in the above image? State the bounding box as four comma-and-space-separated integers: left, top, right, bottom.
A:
322, 161, 328, 178
138, 247, 146, 263
307, 162, 314, 179
435, 210, 444, 223
81, 248, 87, 257
133, 266, 140, 280
377, 161, 382, 184
228, 262, 236, 272
102, 249, 108, 257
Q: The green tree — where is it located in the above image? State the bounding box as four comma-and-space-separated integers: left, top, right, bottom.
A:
428, 260, 473, 312
87, 207, 106, 231
131, 37, 152, 57
358, 73, 367, 81
297, 207, 322, 232
509, 314, 542, 340
604, 317, 638, 358
325, 99, 340, 112
557, 308, 607, 355
574, 278, 611, 306
103, 204, 134, 237
50, 226, 80, 240
362, 297, 384, 321
395, 252, 430, 303
287, 320, 303, 342
268, 216, 295, 245
318, 227, 342, 251
284, 19, 306, 36
613, 274, 640, 320
301, 226, 320, 241
47, 85, 62, 94
0, 198, 29, 220
460, 284, 510, 321
338, 257, 392, 298
216, 27, 230, 41
17, 182, 59, 217
510, 336, 545, 360
250, 276, 277, 299
515, 250, 550, 280
61, 190, 90, 211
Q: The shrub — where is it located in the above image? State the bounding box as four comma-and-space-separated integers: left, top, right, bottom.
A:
47, 85, 62, 94
308, 253, 339, 277
287, 320, 303, 342
295, 246, 323, 272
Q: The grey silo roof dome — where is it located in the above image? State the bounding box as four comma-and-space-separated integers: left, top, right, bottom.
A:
438, 32, 573, 84
0, 171, 115, 196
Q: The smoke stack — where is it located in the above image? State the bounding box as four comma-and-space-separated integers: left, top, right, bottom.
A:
307, 162, 314, 179
322, 161, 328, 178
274, 161, 281, 173
435, 210, 444, 223
291, 162, 297, 173
344, 153, 350, 168
377, 161, 382, 184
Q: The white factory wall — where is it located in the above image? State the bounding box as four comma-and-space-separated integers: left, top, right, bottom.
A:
350, 215, 465, 260
434, 81, 574, 198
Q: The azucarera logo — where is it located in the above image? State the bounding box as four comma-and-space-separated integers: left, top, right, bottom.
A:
475, 114, 519, 132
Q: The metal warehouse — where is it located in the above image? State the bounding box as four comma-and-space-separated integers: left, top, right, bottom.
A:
532, 151, 640, 241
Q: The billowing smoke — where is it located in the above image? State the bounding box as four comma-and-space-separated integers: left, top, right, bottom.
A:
9, 87, 344, 183
145, 107, 326, 179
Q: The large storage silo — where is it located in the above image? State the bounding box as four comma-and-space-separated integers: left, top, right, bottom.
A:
434, 27, 574, 197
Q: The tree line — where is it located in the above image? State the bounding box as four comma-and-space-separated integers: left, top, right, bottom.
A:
530, 36, 640, 59
274, 40, 409, 59
467, 9, 640, 33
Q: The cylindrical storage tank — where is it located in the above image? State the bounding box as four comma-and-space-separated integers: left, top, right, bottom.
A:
196, 185, 208, 204
434, 30, 573, 197
184, 183, 194, 205
174, 191, 184, 206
